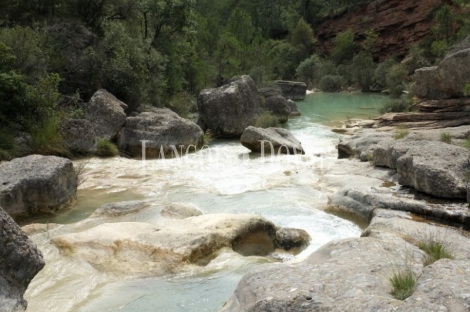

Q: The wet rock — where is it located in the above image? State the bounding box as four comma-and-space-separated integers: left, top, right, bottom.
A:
82, 89, 127, 141
337, 130, 392, 161
197, 76, 261, 138
0, 155, 78, 219
414, 48, 470, 99
52, 214, 303, 275
161, 203, 203, 219
240, 126, 305, 155
373, 140, 470, 199
59, 119, 96, 154
118, 109, 203, 158
274, 81, 307, 101
258, 88, 291, 123
92, 200, 152, 217
287, 99, 301, 117
0, 206, 45, 311
275, 228, 310, 251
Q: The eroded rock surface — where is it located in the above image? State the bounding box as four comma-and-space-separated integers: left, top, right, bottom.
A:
0, 155, 78, 219
118, 109, 203, 157
0, 207, 44, 311
197, 76, 261, 138
274, 81, 307, 101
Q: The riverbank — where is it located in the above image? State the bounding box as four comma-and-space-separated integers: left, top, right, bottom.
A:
222, 122, 470, 311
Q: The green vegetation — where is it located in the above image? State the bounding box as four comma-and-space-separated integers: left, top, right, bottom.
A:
379, 98, 413, 114
0, 132, 16, 161
419, 239, 453, 266
440, 132, 452, 144
255, 112, 280, 128
394, 125, 410, 140
390, 270, 416, 300
96, 139, 119, 157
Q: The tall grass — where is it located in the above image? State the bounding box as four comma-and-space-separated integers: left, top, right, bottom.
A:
29, 116, 70, 157
394, 125, 409, 140
440, 132, 452, 144
390, 270, 416, 300
418, 240, 453, 266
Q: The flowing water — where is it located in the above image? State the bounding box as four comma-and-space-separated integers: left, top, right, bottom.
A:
25, 92, 389, 312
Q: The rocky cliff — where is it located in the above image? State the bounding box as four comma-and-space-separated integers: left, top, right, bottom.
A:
317, 0, 447, 60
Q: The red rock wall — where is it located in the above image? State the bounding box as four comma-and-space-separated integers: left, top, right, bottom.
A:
316, 0, 450, 60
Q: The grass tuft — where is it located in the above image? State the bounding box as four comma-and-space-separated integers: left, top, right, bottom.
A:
96, 139, 119, 157
418, 240, 453, 266
440, 132, 452, 144
30, 116, 70, 157
255, 111, 280, 128
394, 125, 409, 140
390, 270, 416, 300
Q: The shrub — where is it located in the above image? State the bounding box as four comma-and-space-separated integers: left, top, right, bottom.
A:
167, 91, 197, 118
431, 40, 449, 58
386, 64, 408, 98
390, 270, 416, 300
0, 131, 16, 161
255, 111, 280, 128
374, 58, 397, 89
30, 116, 69, 156
96, 139, 119, 157
331, 29, 357, 64
419, 239, 453, 266
440, 132, 452, 144
320, 75, 345, 92
352, 51, 376, 91
379, 98, 413, 114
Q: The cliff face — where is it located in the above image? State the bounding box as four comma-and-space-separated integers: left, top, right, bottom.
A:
316, 0, 447, 60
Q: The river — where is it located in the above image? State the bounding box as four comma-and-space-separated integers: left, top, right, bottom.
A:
25, 92, 389, 311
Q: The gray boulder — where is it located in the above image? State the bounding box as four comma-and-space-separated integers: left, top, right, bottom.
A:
197, 76, 262, 138
413, 48, 470, 99
338, 131, 392, 161
161, 203, 203, 219
59, 119, 96, 154
275, 81, 307, 101
275, 228, 310, 251
118, 109, 203, 158
82, 89, 127, 140
287, 99, 301, 117
258, 88, 291, 123
0, 206, 45, 311
0, 155, 78, 219
240, 126, 305, 155
373, 140, 470, 199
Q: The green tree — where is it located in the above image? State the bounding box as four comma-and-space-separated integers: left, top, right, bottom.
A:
290, 18, 316, 56
386, 64, 408, 98
433, 4, 455, 42
331, 29, 357, 64
352, 51, 376, 91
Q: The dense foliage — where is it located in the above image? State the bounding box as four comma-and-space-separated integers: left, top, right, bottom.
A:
0, 0, 469, 157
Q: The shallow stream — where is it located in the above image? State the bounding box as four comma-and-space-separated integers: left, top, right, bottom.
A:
25, 92, 389, 311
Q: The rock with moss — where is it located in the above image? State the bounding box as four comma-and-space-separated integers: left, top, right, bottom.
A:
240, 126, 305, 155
0, 206, 45, 311
118, 109, 203, 158
197, 76, 262, 138
81, 89, 127, 141
258, 88, 291, 123
0, 155, 78, 219
274, 81, 307, 101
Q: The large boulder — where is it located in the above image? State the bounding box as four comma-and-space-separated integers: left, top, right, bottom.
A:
59, 119, 96, 154
337, 131, 392, 161
52, 214, 309, 275
0, 207, 45, 311
118, 109, 203, 158
81, 89, 127, 141
287, 99, 301, 117
0, 155, 78, 219
413, 48, 470, 99
373, 140, 470, 199
240, 126, 305, 155
197, 76, 262, 138
274, 81, 307, 101
258, 88, 291, 123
